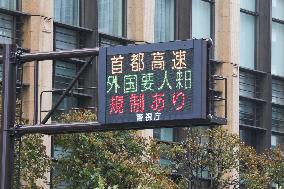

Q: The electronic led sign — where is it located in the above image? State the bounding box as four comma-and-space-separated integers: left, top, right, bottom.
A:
98, 39, 208, 127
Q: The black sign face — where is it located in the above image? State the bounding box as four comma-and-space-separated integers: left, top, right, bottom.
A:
98, 39, 208, 128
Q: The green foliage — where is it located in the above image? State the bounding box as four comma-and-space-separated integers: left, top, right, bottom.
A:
161, 127, 240, 188
265, 147, 284, 188
1, 96, 78, 188
162, 127, 284, 189
2, 98, 52, 189
9, 107, 283, 189
240, 144, 284, 189
53, 110, 178, 189
18, 134, 51, 189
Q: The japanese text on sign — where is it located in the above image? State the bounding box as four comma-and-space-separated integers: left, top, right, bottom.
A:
106, 49, 193, 122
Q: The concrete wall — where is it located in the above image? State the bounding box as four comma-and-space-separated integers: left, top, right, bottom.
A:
21, 0, 54, 187
215, 0, 240, 134
214, 1, 240, 187
127, 0, 155, 43
127, 0, 156, 138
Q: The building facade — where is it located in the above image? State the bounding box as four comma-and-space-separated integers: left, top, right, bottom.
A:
0, 0, 283, 188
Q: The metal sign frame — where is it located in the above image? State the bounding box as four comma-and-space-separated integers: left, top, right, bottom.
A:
0, 39, 227, 188
0, 45, 100, 189
98, 39, 209, 128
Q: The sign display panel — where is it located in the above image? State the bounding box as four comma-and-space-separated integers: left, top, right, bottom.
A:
98, 39, 208, 127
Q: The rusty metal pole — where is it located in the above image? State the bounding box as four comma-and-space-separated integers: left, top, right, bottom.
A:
0, 44, 17, 189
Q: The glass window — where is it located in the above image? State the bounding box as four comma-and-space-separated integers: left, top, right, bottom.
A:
98, 33, 133, 47
153, 128, 174, 142
239, 71, 259, 98
0, 13, 14, 44
154, 0, 174, 42
153, 0, 175, 141
0, 13, 14, 79
240, 100, 254, 126
54, 27, 78, 91
272, 106, 284, 132
271, 134, 284, 148
52, 94, 78, 113
240, 99, 260, 127
240, 0, 256, 12
155, 128, 174, 167
98, 0, 123, 36
272, 79, 284, 105
271, 22, 284, 76
0, 0, 16, 10
240, 129, 257, 148
54, 27, 79, 113
54, 0, 80, 26
54, 60, 77, 89
53, 140, 71, 188
240, 12, 255, 69
99, 37, 124, 47
192, 0, 211, 39
55, 27, 77, 50
272, 0, 284, 20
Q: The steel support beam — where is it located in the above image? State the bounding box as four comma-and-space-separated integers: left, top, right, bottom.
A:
0, 44, 17, 189
13, 118, 225, 135
0, 48, 99, 63
13, 122, 183, 135
19, 48, 99, 62
15, 122, 102, 135
41, 56, 95, 124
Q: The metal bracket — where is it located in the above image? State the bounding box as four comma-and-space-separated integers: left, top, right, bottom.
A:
14, 46, 29, 63
12, 125, 24, 138
208, 73, 228, 123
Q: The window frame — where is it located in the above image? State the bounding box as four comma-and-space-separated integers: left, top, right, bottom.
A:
97, 0, 127, 38
54, 0, 81, 27
239, 1, 258, 70
238, 69, 267, 139
173, 0, 214, 143
271, 133, 284, 149
154, 0, 176, 42
191, 0, 214, 40
52, 25, 79, 114
271, 0, 284, 148
122, 0, 127, 37
271, 14, 284, 77
0, 5, 29, 83
0, 2, 28, 44
272, 77, 284, 106
238, 1, 275, 151
52, 24, 95, 113
98, 32, 134, 47
52, 0, 99, 115
0, 0, 20, 11
271, 105, 284, 132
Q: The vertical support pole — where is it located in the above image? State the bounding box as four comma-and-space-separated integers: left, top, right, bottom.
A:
34, 61, 39, 124
0, 44, 17, 189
